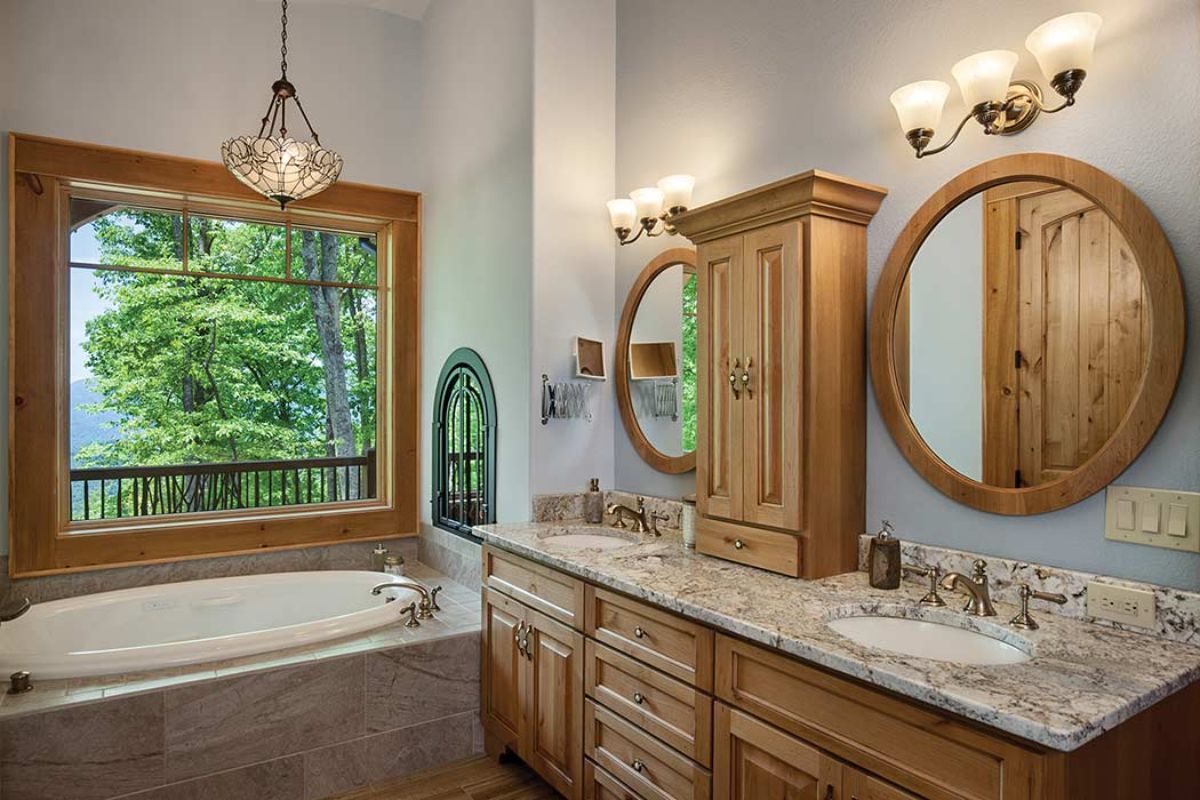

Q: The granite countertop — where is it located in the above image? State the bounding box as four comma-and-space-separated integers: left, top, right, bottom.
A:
475, 520, 1200, 752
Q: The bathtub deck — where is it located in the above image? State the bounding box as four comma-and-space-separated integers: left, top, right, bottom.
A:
333, 756, 555, 800
0, 561, 479, 720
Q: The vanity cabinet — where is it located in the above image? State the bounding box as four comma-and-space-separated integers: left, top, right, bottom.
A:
483, 585, 585, 799
673, 171, 888, 579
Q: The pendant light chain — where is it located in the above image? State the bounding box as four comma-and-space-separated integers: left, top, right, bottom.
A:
280, 0, 289, 79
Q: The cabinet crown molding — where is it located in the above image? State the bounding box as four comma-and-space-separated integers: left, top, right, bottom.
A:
670, 169, 888, 243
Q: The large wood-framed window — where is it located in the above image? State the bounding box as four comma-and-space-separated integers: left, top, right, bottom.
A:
8, 134, 421, 575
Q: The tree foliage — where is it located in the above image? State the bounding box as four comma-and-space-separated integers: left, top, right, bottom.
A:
74, 209, 376, 470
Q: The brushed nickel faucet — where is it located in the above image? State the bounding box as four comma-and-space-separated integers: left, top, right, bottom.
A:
606, 497, 667, 536
939, 559, 997, 617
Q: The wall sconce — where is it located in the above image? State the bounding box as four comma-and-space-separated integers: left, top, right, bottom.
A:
608, 174, 695, 245
890, 12, 1102, 158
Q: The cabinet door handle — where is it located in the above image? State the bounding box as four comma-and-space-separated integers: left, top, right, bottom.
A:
741, 356, 753, 398
633, 625, 646, 639
633, 691, 645, 705
729, 358, 742, 398
525, 626, 534, 660
824, 786, 835, 800
734, 538, 745, 550
631, 758, 645, 773
514, 621, 526, 656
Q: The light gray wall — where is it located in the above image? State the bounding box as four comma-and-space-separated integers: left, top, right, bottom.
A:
614, 0, 1200, 589
529, 0, 617, 499
420, 0, 534, 525
0, 0, 424, 556
908, 194, 983, 481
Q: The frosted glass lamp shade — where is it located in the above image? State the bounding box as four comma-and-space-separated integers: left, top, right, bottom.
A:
951, 50, 1019, 108
607, 199, 637, 231
221, 136, 343, 209
1026, 12, 1102, 81
890, 81, 951, 134
630, 187, 665, 221
657, 174, 695, 211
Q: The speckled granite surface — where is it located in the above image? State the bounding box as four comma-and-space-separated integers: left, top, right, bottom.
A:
475, 520, 1200, 752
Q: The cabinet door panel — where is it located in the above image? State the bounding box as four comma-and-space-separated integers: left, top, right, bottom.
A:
482, 588, 525, 750
714, 703, 839, 800
844, 767, 926, 800
742, 222, 803, 530
524, 607, 585, 800
697, 237, 743, 522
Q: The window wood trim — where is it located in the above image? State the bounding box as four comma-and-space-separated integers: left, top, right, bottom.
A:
8, 133, 421, 576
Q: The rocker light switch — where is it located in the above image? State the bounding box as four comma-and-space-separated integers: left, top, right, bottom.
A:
1106, 486, 1200, 552
1167, 504, 1189, 538
1140, 502, 1161, 534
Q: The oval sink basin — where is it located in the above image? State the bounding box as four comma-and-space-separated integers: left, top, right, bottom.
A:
539, 531, 637, 551
827, 616, 1030, 666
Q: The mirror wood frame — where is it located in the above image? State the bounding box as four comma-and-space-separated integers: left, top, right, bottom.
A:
870, 153, 1185, 515
616, 247, 697, 474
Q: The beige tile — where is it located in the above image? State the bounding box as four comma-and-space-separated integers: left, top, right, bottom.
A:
163, 656, 365, 783
114, 755, 304, 800
302, 710, 477, 799
0, 692, 164, 800
365, 634, 480, 733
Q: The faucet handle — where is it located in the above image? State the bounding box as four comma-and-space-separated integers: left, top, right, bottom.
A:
399, 602, 421, 628
902, 564, 945, 607
430, 586, 443, 612
971, 559, 989, 581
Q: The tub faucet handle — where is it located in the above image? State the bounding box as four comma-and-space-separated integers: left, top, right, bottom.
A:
399, 602, 421, 628
430, 586, 443, 612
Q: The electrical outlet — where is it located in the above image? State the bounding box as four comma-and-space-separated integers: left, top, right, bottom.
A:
1087, 582, 1156, 629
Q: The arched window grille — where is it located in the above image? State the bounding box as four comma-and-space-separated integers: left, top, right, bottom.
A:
433, 348, 497, 534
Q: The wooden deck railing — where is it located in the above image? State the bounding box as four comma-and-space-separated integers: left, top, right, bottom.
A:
69, 450, 376, 521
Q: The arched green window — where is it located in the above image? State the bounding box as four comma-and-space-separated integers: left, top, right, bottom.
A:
433, 348, 497, 534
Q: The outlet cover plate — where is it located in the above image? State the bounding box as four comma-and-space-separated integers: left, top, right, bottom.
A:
1105, 485, 1200, 552
1087, 582, 1156, 629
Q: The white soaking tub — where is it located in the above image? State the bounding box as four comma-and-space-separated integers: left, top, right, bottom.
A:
0, 571, 420, 679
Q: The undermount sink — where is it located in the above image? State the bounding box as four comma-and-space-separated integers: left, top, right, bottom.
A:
538, 529, 638, 551
827, 615, 1030, 666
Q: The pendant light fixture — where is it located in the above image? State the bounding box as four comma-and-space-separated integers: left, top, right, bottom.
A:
221, 0, 343, 208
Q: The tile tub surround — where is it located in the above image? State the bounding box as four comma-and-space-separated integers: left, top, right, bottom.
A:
0, 564, 482, 800
475, 521, 1200, 751
858, 535, 1200, 647
419, 524, 483, 588
0, 537, 418, 605
532, 490, 684, 529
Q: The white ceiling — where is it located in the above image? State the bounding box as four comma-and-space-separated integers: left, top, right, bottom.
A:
288, 0, 433, 21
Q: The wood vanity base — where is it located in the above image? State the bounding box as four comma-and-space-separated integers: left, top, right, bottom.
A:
481, 545, 1200, 800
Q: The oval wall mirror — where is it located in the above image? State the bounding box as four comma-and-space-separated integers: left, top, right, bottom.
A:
616, 248, 698, 474
871, 154, 1184, 515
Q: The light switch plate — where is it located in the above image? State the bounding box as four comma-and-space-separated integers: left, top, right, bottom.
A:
1105, 485, 1200, 552
1088, 582, 1156, 629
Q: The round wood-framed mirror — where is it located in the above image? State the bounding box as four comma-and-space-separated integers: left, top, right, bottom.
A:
870, 153, 1185, 515
616, 247, 697, 474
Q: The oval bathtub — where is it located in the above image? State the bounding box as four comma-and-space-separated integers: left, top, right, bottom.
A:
0, 571, 419, 680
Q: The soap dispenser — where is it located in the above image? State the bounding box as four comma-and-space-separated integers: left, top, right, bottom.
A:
868, 520, 901, 590
583, 478, 604, 524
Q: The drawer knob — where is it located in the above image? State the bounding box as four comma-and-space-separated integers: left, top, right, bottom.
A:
734, 538, 745, 550
632, 758, 645, 773
633, 691, 645, 705
633, 626, 646, 639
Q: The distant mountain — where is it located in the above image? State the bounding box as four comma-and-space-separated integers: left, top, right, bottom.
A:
70, 380, 120, 461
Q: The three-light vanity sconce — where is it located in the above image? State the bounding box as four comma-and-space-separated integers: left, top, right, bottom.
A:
607, 174, 695, 246
890, 12, 1102, 158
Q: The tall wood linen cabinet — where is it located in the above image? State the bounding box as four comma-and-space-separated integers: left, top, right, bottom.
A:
671, 171, 887, 579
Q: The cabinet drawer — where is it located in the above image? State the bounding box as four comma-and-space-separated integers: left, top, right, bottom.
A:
694, 517, 801, 577
484, 545, 585, 629
585, 759, 645, 800
586, 640, 713, 766
586, 700, 711, 800
715, 635, 1042, 800
586, 586, 714, 691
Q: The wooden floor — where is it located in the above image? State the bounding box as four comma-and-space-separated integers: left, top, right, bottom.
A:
331, 756, 558, 800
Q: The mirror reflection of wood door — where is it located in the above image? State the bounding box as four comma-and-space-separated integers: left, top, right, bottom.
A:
983, 183, 1147, 487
